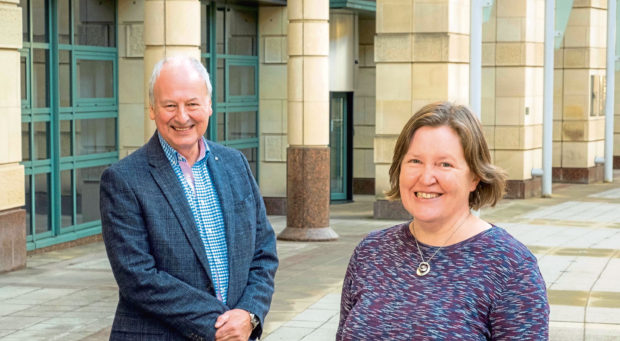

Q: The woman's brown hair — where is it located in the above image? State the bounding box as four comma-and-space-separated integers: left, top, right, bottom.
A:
385, 101, 507, 210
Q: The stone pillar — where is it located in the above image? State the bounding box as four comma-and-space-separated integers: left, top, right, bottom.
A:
482, 0, 544, 198
373, 0, 470, 219
143, 0, 201, 142
553, 1, 606, 183
353, 17, 376, 195
259, 6, 288, 215
119, 0, 145, 157
0, 0, 26, 272
278, 0, 337, 241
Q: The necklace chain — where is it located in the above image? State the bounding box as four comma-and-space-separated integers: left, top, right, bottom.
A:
412, 213, 470, 276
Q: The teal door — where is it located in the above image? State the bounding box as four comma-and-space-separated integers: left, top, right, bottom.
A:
330, 92, 352, 201
200, 2, 259, 179
20, 0, 118, 250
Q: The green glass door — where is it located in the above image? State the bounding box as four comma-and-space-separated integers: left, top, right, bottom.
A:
200, 2, 259, 179
20, 0, 118, 250
330, 92, 352, 201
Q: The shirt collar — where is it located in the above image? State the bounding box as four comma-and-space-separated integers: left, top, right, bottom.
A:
157, 131, 210, 165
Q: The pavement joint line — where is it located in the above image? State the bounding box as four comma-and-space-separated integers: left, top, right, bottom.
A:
581, 248, 620, 340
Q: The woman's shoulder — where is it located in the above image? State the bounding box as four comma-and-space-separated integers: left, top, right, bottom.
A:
481, 225, 539, 267
355, 222, 410, 251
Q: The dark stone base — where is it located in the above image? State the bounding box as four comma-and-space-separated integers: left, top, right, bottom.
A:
552, 165, 604, 184
353, 178, 375, 195
504, 178, 542, 199
0, 208, 26, 273
279, 146, 338, 241
27, 234, 103, 256
373, 199, 412, 220
615, 156, 620, 169
263, 197, 286, 216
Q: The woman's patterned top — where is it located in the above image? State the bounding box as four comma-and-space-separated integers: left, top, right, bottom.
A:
337, 222, 549, 341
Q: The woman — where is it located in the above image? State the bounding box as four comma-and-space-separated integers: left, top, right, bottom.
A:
337, 102, 549, 340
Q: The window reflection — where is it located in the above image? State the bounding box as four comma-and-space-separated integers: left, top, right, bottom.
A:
227, 8, 257, 56
60, 120, 72, 157
76, 165, 107, 224
33, 49, 49, 108
74, 0, 115, 47
75, 118, 116, 155
21, 0, 29, 42
32, 0, 48, 43
228, 111, 256, 140
34, 173, 50, 234
58, 0, 70, 44
25, 175, 32, 236
77, 59, 113, 98
34, 121, 49, 160
22, 123, 30, 161
59, 51, 72, 106
229, 65, 255, 97
61, 170, 73, 227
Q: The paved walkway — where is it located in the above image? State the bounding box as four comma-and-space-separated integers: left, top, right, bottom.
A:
1, 171, 620, 340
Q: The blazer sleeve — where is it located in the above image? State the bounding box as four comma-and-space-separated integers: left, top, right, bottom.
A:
100, 166, 228, 341
231, 152, 279, 340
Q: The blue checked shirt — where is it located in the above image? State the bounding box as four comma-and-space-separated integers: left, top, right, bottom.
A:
158, 133, 229, 303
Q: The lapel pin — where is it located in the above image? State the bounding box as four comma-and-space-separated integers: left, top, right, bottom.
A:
215, 156, 219, 161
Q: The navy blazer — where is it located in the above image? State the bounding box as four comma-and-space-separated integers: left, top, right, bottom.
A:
100, 133, 278, 341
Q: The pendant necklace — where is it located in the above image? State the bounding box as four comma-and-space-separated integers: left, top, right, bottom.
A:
411, 213, 470, 277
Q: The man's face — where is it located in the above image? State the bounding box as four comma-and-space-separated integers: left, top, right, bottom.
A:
149, 60, 212, 159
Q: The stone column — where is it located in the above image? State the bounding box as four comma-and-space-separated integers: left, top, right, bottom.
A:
554, 1, 607, 183
143, 0, 201, 142
278, 0, 337, 241
373, 0, 470, 219
482, 0, 545, 198
259, 6, 288, 215
118, 0, 146, 157
0, 0, 26, 272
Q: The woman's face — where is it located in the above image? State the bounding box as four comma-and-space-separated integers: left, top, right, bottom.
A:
399, 125, 479, 226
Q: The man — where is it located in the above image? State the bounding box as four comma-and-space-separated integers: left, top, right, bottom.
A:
100, 55, 278, 341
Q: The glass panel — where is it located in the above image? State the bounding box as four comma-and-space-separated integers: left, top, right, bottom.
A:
60, 120, 72, 156
216, 7, 225, 54
77, 59, 113, 98
76, 165, 107, 224
240, 148, 257, 179
75, 118, 116, 155
21, 0, 29, 42
61, 170, 73, 227
32, 49, 49, 108
58, 0, 70, 44
25, 174, 32, 236
22, 122, 30, 161
229, 65, 255, 97
330, 95, 345, 195
217, 59, 224, 103
227, 8, 257, 56
34, 121, 49, 160
59, 50, 72, 106
74, 0, 115, 47
34, 173, 50, 234
201, 2, 209, 53
228, 111, 256, 140
32, 0, 48, 43
216, 112, 225, 141
21, 56, 27, 102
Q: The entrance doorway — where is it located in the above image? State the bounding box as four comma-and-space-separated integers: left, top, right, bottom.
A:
329, 92, 353, 201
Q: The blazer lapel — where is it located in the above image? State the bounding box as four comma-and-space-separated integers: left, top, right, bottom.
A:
205, 143, 241, 301
146, 133, 215, 283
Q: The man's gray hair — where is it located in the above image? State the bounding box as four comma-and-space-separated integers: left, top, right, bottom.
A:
148, 55, 213, 107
